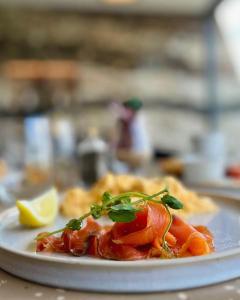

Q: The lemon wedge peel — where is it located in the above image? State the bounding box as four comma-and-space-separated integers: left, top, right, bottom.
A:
16, 188, 59, 228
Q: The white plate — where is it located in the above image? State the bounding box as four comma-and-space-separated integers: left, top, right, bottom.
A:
0, 194, 240, 293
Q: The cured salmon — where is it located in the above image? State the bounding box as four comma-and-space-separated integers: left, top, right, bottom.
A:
36, 217, 100, 255
37, 202, 214, 260
169, 215, 214, 256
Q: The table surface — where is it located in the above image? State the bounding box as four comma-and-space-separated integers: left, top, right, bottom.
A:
0, 269, 239, 300
0, 186, 240, 300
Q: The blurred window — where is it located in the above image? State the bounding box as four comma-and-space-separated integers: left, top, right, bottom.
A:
216, 0, 240, 80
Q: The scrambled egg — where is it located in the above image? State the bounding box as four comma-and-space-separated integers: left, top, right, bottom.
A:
60, 173, 217, 218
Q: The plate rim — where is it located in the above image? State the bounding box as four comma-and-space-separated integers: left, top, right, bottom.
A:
0, 193, 240, 268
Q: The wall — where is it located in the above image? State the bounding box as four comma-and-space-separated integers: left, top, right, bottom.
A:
0, 8, 239, 160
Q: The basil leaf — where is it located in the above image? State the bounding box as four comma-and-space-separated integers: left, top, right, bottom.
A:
66, 219, 82, 230
90, 204, 102, 219
108, 210, 137, 222
161, 195, 183, 210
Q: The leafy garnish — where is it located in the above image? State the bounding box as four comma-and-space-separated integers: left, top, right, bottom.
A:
161, 195, 183, 210
90, 204, 103, 219
66, 218, 83, 231
35, 188, 183, 252
108, 210, 137, 223
110, 203, 139, 212
108, 203, 140, 222
102, 192, 112, 206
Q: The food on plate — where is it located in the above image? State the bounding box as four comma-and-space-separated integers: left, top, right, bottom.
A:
60, 188, 94, 218
16, 188, 59, 227
36, 188, 214, 260
61, 173, 217, 218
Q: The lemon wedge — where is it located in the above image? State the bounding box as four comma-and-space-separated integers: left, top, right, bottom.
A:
16, 188, 59, 227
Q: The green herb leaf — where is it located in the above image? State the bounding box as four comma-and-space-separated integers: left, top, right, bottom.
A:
117, 196, 131, 205
109, 203, 139, 222
66, 218, 82, 230
108, 210, 137, 222
111, 203, 139, 212
161, 195, 183, 210
90, 204, 103, 219
102, 192, 112, 206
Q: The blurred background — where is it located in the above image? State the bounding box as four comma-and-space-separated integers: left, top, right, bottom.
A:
0, 0, 240, 201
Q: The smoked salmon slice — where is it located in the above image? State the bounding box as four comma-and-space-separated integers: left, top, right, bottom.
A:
169, 215, 214, 256
61, 217, 100, 255
111, 202, 170, 246
37, 217, 100, 255
96, 202, 171, 260
36, 234, 64, 253
97, 230, 148, 260
37, 202, 214, 260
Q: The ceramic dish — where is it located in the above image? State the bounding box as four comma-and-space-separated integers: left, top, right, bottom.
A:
0, 194, 239, 293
